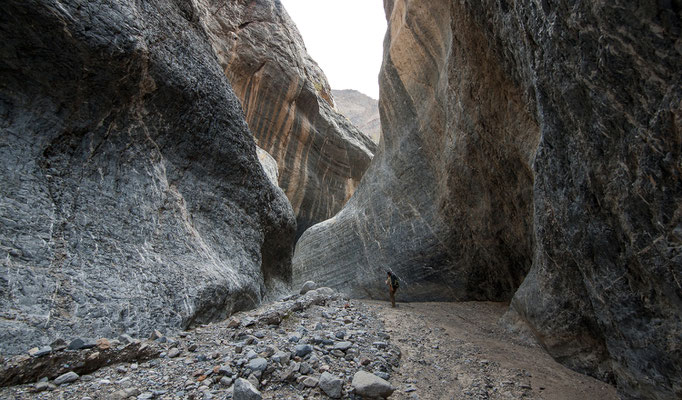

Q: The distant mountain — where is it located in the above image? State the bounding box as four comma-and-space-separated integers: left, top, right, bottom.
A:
332, 89, 381, 144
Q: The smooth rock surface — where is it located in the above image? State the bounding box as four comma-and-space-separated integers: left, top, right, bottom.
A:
53, 372, 79, 385
0, 0, 295, 356
352, 370, 394, 398
294, 0, 681, 399
198, 0, 377, 237
299, 280, 317, 295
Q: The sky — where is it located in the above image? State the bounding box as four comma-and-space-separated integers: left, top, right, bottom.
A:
280, 0, 387, 99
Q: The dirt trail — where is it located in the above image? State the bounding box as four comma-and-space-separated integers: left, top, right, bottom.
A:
363, 300, 618, 400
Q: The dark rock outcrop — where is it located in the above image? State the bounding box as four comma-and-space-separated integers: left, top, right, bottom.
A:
332, 89, 381, 144
197, 0, 377, 238
294, 0, 681, 398
0, 0, 295, 356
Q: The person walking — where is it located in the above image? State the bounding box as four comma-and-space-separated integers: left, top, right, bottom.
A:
386, 271, 399, 308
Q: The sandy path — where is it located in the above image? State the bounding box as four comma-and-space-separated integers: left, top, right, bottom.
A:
362, 300, 618, 400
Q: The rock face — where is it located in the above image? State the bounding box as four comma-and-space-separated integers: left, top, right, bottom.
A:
332, 89, 381, 144
294, 0, 681, 398
196, 0, 377, 238
0, 0, 295, 356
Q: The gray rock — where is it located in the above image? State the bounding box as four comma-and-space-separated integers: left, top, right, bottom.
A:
334, 330, 346, 340
319, 371, 343, 399
30, 346, 52, 358
67, 339, 96, 351
302, 376, 318, 388
245, 349, 258, 360
167, 348, 181, 358
333, 342, 352, 351
271, 351, 291, 365
291, 0, 682, 399
233, 377, 261, 400
300, 281, 317, 295
33, 381, 55, 392
54, 371, 79, 385
351, 370, 394, 398
247, 357, 268, 372
299, 362, 312, 375
374, 371, 390, 381
294, 344, 313, 358
218, 365, 233, 376
50, 339, 67, 352
112, 388, 141, 400
0, 0, 296, 357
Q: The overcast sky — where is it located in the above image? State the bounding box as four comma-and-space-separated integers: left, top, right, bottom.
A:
280, 0, 387, 99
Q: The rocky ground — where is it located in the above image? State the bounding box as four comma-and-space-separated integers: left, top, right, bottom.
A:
0, 287, 619, 399
367, 300, 619, 400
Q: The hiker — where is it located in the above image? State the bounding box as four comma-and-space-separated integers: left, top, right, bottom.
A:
386, 271, 399, 308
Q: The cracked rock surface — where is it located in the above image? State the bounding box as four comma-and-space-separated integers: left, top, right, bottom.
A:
0, 0, 295, 356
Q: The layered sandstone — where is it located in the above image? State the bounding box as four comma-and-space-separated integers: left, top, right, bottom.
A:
0, 0, 295, 356
294, 0, 681, 398
332, 89, 381, 144
196, 0, 377, 237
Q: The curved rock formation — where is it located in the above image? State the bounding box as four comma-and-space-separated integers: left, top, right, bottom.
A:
332, 89, 381, 144
197, 0, 377, 238
294, 0, 681, 398
0, 0, 295, 356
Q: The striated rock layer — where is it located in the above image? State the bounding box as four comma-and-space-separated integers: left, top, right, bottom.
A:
294, 0, 681, 398
332, 89, 381, 144
196, 0, 377, 238
0, 0, 295, 356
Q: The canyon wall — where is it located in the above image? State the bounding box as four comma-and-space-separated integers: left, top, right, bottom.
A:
0, 0, 295, 356
294, 0, 681, 398
197, 0, 377, 238
332, 89, 381, 144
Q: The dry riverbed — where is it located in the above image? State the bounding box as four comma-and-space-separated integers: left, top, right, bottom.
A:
0, 289, 618, 400
365, 300, 618, 400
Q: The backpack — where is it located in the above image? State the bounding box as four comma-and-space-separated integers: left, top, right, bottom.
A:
390, 274, 399, 289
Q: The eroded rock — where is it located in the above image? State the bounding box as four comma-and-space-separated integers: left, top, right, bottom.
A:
293, 0, 681, 398
198, 0, 377, 237
0, 0, 295, 356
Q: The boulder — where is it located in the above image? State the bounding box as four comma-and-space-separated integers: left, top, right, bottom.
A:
300, 281, 317, 295
0, 0, 295, 356
233, 378, 262, 400
319, 371, 343, 399
351, 370, 394, 398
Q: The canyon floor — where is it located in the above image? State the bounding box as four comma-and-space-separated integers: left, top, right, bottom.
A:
0, 290, 618, 400
367, 300, 619, 400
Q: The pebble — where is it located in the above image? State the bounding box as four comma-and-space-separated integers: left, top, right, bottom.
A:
168, 347, 181, 358
247, 357, 268, 372
0, 289, 402, 400
302, 376, 319, 387
333, 341, 353, 351
294, 344, 313, 357
54, 371, 79, 385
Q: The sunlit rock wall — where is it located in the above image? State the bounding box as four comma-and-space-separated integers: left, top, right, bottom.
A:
294, 0, 681, 398
197, 0, 377, 238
